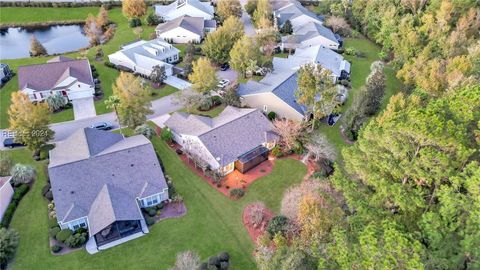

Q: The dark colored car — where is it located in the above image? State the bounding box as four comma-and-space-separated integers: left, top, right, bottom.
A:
90, 122, 113, 130
220, 63, 230, 71
3, 138, 25, 148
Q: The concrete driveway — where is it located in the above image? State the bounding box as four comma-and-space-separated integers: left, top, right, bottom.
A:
216, 69, 239, 83
72, 97, 96, 120
165, 76, 192, 90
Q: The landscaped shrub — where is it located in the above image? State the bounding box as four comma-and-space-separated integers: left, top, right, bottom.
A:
156, 202, 164, 210
49, 227, 61, 238
229, 188, 245, 199
199, 262, 208, 270
55, 229, 73, 243
211, 95, 222, 106
220, 261, 229, 270
145, 216, 155, 226
51, 245, 62, 253
270, 145, 282, 157
146, 207, 157, 217
0, 228, 19, 267
145, 12, 162, 26
75, 227, 88, 235
64, 232, 87, 248
267, 215, 288, 237
267, 111, 277, 120
218, 251, 229, 262
161, 128, 173, 142
208, 256, 220, 267
44, 190, 53, 201
0, 156, 13, 176
42, 183, 51, 198
246, 202, 266, 228
0, 202, 17, 228
48, 218, 59, 229
12, 184, 29, 203
10, 164, 36, 185
129, 18, 142, 28
134, 124, 156, 139
104, 61, 116, 69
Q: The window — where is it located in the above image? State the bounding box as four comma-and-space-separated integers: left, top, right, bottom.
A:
145, 195, 159, 206
70, 219, 87, 230
263, 105, 268, 112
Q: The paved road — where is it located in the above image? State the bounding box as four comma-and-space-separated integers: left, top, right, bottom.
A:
240, 0, 256, 37
0, 94, 181, 150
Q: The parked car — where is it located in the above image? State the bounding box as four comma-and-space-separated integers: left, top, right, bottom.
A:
217, 79, 230, 90
3, 138, 25, 148
90, 122, 113, 130
220, 63, 229, 71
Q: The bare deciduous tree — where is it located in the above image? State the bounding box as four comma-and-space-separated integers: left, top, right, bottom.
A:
246, 202, 267, 228
280, 180, 323, 221
325, 16, 352, 36
305, 133, 337, 162
171, 91, 204, 113
273, 119, 303, 151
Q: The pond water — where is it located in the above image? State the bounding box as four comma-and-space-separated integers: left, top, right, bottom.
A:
0, 24, 90, 60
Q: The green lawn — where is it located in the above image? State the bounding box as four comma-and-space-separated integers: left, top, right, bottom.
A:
316, 37, 401, 155
180, 103, 227, 118
0, 7, 167, 128
3, 135, 306, 270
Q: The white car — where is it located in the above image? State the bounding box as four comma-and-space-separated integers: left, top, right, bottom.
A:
217, 79, 230, 90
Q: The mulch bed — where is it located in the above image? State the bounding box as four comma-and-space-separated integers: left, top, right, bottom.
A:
154, 202, 187, 223
242, 204, 275, 244
49, 238, 83, 256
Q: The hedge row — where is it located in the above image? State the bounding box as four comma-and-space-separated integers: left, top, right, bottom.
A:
0, 0, 174, 8
0, 184, 30, 228
0, 20, 85, 31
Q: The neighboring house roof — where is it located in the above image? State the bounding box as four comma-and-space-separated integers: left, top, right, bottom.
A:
0, 176, 12, 190
282, 21, 338, 45
155, 0, 214, 21
273, 45, 350, 77
165, 106, 278, 165
204, 19, 217, 28
48, 128, 168, 230
17, 57, 93, 91
156, 15, 204, 36
109, 39, 179, 70
274, 0, 321, 28
238, 70, 307, 116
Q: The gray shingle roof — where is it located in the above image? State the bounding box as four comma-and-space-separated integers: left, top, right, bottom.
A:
238, 70, 307, 116
165, 106, 278, 165
274, 0, 320, 27
155, 15, 204, 36
281, 21, 338, 45
204, 19, 217, 28
18, 58, 93, 91
48, 128, 168, 230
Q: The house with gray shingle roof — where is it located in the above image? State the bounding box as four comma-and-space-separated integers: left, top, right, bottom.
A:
164, 106, 278, 175
239, 45, 350, 121
155, 15, 216, 44
273, 0, 323, 31
281, 21, 340, 50
17, 56, 94, 102
155, 0, 214, 21
48, 128, 169, 253
108, 38, 180, 77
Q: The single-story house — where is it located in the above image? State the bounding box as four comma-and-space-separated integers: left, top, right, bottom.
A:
272, 0, 323, 31
0, 176, 13, 221
273, 45, 351, 82
238, 70, 306, 121
164, 106, 278, 175
108, 39, 180, 77
155, 0, 214, 21
155, 15, 217, 44
17, 56, 94, 102
48, 128, 169, 253
281, 21, 340, 51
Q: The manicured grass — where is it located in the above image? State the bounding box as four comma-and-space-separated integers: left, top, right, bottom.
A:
316, 37, 401, 155
180, 103, 227, 118
237, 75, 262, 84
3, 136, 306, 270
0, 7, 168, 128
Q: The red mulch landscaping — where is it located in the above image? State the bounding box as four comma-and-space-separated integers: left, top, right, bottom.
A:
242, 204, 275, 244
168, 143, 277, 199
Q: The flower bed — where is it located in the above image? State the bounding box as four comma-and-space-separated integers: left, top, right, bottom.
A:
242, 203, 274, 244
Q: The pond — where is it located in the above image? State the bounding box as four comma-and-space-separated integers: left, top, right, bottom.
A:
0, 24, 90, 60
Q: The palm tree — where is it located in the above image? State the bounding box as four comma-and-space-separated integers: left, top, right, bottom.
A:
104, 95, 124, 137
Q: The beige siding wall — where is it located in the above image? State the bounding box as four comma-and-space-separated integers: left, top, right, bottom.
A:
241, 92, 304, 121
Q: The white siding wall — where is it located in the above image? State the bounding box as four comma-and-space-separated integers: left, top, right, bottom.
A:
173, 133, 220, 169
0, 181, 13, 221
241, 92, 305, 121
157, 28, 202, 44
59, 217, 88, 231
139, 190, 169, 207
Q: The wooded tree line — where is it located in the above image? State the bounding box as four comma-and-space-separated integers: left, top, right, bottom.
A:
348, 0, 479, 96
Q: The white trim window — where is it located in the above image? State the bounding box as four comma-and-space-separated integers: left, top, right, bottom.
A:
69, 219, 88, 231
142, 194, 160, 207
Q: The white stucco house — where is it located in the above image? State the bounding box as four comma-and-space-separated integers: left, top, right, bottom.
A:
0, 176, 14, 222
17, 56, 94, 102
164, 106, 278, 175
155, 0, 214, 21
108, 39, 180, 77
48, 128, 169, 253
155, 15, 217, 44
